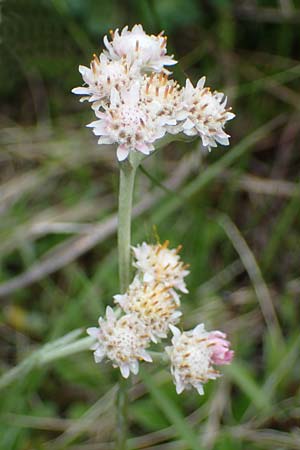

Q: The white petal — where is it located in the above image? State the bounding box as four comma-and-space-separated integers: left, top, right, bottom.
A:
72, 87, 91, 95
139, 349, 153, 362
143, 272, 154, 283
94, 347, 105, 363
120, 364, 130, 378
106, 306, 115, 322
110, 87, 120, 107
97, 136, 114, 144
183, 118, 195, 130
117, 145, 130, 161
86, 120, 100, 128
86, 327, 99, 337
185, 78, 194, 90
196, 384, 204, 395
196, 76, 206, 89
79, 65, 90, 76
194, 323, 205, 336
130, 360, 139, 375
169, 325, 181, 338
175, 380, 185, 394
113, 294, 124, 305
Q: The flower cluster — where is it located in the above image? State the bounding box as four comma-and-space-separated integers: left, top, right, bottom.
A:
87, 241, 233, 394
166, 325, 234, 395
73, 25, 235, 161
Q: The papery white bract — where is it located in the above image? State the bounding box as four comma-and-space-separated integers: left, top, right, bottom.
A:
87, 306, 152, 378
86, 82, 168, 161
114, 276, 182, 343
132, 241, 189, 293
103, 24, 176, 73
166, 324, 234, 395
179, 78, 235, 150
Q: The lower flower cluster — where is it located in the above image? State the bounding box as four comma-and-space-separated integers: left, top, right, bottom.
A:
87, 241, 233, 394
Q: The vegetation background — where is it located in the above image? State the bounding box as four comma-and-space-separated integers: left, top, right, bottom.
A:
1, 0, 300, 449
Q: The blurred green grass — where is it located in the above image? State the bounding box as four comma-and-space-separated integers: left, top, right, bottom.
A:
1, 0, 300, 449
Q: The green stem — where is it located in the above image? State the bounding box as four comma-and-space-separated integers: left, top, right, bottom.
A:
116, 376, 129, 450
116, 160, 138, 450
118, 162, 137, 294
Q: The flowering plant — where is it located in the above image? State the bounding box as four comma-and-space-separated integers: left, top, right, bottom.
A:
72, 24, 235, 449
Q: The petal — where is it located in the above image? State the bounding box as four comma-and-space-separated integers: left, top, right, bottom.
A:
94, 347, 105, 363
120, 364, 130, 378
110, 87, 121, 107
169, 324, 181, 338
196, 76, 206, 89
97, 136, 114, 144
117, 145, 130, 161
86, 327, 99, 337
143, 272, 154, 282
194, 323, 205, 336
106, 306, 116, 322
183, 118, 195, 130
139, 350, 153, 363
72, 87, 91, 95
175, 380, 185, 394
196, 384, 204, 395
130, 360, 139, 375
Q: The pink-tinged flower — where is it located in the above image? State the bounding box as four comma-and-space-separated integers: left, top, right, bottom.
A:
87, 306, 152, 378
86, 82, 167, 161
166, 324, 233, 395
72, 53, 139, 110
208, 331, 234, 365
103, 25, 176, 73
179, 78, 235, 150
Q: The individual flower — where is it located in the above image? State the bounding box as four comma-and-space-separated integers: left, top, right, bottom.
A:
140, 72, 183, 128
114, 276, 182, 343
72, 53, 139, 110
180, 78, 235, 150
103, 24, 176, 73
132, 241, 189, 293
166, 324, 234, 395
86, 82, 167, 161
87, 306, 152, 378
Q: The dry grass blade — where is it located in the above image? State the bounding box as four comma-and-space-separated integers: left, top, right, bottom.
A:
46, 386, 117, 449
216, 214, 281, 335
220, 171, 300, 198
202, 380, 229, 449
230, 426, 300, 449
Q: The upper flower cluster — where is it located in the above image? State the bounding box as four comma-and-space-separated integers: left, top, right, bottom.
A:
73, 25, 235, 161
87, 240, 233, 393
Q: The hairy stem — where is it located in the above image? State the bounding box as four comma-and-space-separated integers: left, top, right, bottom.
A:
116, 160, 138, 450
118, 162, 137, 294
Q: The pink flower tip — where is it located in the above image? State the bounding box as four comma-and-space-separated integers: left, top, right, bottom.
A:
208, 331, 234, 365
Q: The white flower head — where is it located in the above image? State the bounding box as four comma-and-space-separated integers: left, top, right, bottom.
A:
87, 306, 152, 378
103, 24, 176, 73
132, 241, 189, 293
166, 324, 234, 395
180, 78, 235, 150
72, 53, 140, 110
86, 82, 167, 161
114, 276, 182, 343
